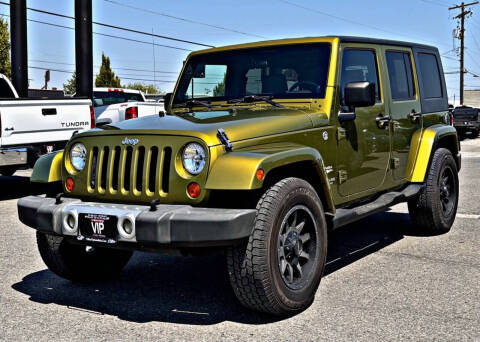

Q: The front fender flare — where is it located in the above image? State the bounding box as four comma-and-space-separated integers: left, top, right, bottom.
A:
206, 143, 334, 209
30, 151, 63, 183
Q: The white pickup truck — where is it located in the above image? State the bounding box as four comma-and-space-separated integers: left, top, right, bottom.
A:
0, 74, 93, 176
93, 87, 165, 125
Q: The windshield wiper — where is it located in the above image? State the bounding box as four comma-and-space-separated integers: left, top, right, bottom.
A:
174, 99, 212, 110
227, 95, 285, 108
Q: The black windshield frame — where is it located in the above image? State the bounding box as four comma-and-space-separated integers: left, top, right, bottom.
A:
173, 43, 332, 104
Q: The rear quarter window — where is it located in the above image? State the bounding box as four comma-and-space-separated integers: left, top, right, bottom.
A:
417, 53, 442, 99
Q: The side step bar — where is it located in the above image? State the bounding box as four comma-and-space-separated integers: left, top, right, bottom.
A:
332, 184, 424, 229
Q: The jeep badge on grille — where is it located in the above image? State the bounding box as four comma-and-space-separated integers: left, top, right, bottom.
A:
122, 137, 139, 146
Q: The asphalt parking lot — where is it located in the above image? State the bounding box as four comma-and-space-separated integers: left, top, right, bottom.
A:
0, 140, 479, 342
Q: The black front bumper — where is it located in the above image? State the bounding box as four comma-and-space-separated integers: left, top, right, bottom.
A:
18, 196, 256, 247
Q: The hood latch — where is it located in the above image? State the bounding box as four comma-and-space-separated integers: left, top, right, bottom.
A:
217, 128, 233, 152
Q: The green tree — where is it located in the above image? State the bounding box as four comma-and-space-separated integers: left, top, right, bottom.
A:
125, 82, 161, 94
63, 72, 76, 95
213, 80, 225, 97
0, 17, 11, 79
95, 53, 121, 87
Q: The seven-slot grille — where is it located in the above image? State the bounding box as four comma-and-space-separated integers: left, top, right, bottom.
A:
87, 144, 172, 197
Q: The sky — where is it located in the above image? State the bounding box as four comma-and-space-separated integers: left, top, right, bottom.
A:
1, 0, 480, 102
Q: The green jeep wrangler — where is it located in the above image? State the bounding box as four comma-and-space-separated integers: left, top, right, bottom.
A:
18, 36, 460, 316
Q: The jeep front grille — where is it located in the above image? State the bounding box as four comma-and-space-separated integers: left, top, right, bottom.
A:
87, 144, 172, 197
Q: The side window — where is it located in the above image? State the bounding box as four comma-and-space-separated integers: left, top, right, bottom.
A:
386, 51, 415, 101
341, 49, 381, 104
417, 53, 442, 99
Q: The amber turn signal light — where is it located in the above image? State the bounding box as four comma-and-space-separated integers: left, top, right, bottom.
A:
65, 177, 75, 192
256, 169, 265, 181
187, 182, 201, 198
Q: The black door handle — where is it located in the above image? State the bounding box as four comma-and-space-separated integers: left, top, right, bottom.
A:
409, 110, 422, 122
376, 114, 391, 129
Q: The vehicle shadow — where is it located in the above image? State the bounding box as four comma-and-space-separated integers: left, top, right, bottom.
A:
12, 211, 414, 325
0, 175, 48, 201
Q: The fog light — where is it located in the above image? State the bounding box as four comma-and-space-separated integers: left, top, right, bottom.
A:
65, 177, 75, 192
187, 182, 201, 198
67, 214, 76, 229
122, 219, 133, 235
117, 215, 135, 239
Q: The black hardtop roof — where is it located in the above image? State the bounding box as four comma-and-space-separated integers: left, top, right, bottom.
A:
336, 36, 438, 51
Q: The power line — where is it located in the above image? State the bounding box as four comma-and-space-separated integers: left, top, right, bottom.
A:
29, 59, 179, 74
420, 0, 450, 7
0, 12, 194, 51
28, 65, 177, 83
0, 1, 214, 48
103, 0, 266, 39
278, 0, 450, 48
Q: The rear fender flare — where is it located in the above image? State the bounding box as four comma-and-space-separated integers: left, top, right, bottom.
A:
406, 125, 459, 182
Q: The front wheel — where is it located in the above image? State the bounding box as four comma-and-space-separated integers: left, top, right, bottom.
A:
37, 232, 133, 282
227, 178, 327, 316
408, 148, 459, 235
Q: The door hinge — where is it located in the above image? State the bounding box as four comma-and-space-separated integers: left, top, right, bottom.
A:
338, 170, 348, 184
337, 127, 347, 141
391, 158, 400, 169
392, 121, 400, 132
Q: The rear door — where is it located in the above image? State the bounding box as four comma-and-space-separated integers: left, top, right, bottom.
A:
383, 47, 422, 181
0, 99, 91, 147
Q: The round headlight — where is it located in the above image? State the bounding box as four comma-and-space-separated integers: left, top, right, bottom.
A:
70, 143, 87, 171
182, 143, 206, 175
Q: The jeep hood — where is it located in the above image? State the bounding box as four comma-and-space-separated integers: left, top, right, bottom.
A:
96, 107, 316, 146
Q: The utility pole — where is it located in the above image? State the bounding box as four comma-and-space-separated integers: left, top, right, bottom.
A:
449, 1, 479, 105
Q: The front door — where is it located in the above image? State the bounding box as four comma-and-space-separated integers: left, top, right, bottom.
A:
383, 47, 422, 181
336, 46, 391, 197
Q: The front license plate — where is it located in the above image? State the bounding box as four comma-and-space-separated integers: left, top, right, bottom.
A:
79, 213, 117, 243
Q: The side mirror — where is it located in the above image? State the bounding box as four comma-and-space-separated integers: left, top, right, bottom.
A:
164, 93, 173, 112
344, 81, 376, 108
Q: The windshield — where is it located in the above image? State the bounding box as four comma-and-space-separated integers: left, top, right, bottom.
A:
173, 43, 331, 104
93, 91, 144, 107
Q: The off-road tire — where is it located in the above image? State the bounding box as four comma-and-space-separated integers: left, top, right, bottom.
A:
408, 148, 459, 235
0, 167, 16, 176
37, 231, 133, 282
227, 178, 327, 316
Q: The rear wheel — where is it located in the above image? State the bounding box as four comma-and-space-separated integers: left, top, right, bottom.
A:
37, 231, 133, 282
408, 148, 459, 235
227, 178, 327, 316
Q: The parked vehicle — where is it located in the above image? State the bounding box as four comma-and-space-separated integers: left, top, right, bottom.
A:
0, 73, 93, 176
452, 105, 480, 139
19, 36, 460, 316
93, 87, 165, 125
